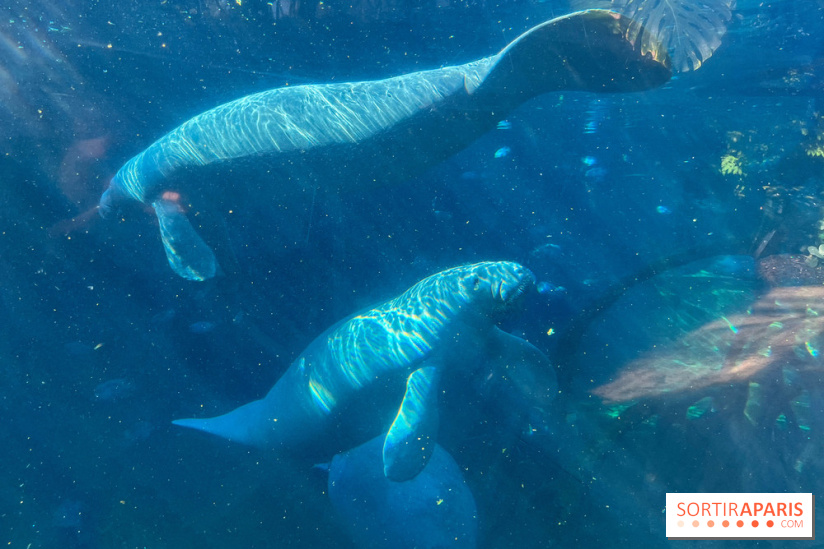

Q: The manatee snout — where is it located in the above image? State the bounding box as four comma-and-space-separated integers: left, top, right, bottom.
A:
500, 264, 535, 303
98, 183, 120, 219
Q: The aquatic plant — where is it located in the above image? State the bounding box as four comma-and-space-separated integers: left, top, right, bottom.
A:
720, 153, 743, 176
805, 241, 824, 267
806, 144, 824, 158
803, 216, 824, 267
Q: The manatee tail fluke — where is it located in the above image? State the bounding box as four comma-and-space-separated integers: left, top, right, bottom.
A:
474, 9, 671, 102
152, 198, 219, 281
172, 398, 268, 446
172, 417, 215, 433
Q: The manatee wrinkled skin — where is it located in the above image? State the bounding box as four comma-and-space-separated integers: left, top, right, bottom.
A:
100, 9, 670, 280
174, 261, 555, 481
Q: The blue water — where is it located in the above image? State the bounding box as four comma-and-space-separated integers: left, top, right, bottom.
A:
1, 0, 823, 547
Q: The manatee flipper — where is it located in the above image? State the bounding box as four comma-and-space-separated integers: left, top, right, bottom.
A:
468, 9, 671, 100
383, 365, 441, 482
152, 198, 218, 281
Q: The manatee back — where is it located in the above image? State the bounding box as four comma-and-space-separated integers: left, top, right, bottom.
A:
472, 9, 671, 104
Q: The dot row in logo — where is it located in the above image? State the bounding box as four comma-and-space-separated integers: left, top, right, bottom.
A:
677, 520, 776, 528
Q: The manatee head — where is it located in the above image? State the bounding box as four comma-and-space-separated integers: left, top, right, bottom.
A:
393, 261, 535, 330
453, 261, 535, 317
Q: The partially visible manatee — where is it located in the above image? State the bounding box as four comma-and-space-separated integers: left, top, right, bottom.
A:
100, 9, 671, 280
327, 436, 477, 549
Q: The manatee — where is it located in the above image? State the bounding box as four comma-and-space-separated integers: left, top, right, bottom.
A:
100, 9, 671, 280
173, 261, 554, 481
326, 436, 477, 549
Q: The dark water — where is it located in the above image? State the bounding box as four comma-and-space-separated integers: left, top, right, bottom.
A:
1, 0, 823, 547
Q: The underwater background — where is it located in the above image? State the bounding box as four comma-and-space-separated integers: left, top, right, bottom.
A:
1, 0, 824, 547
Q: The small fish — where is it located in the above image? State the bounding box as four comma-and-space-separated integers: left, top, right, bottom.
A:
530, 242, 562, 258
52, 499, 84, 529
189, 320, 217, 334
536, 281, 566, 295
496, 120, 512, 130
581, 156, 597, 167
686, 396, 715, 420
584, 99, 609, 134
583, 100, 607, 134
124, 420, 154, 443
656, 205, 672, 214
460, 171, 482, 181
585, 167, 607, 180
93, 378, 135, 402
151, 308, 177, 324
432, 209, 453, 222
494, 146, 511, 158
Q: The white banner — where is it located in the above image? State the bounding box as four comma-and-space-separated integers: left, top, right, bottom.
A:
666, 493, 814, 540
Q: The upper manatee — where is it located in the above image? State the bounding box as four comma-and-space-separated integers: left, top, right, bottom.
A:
99, 9, 670, 280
